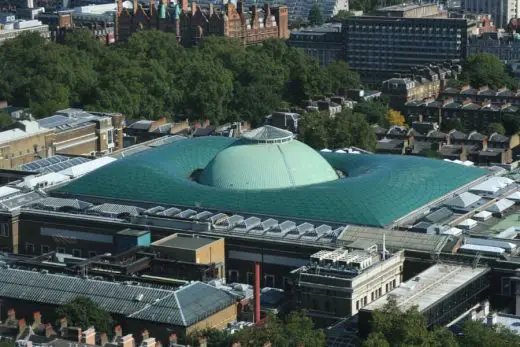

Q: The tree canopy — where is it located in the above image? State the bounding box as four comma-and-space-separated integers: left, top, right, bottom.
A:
385, 109, 406, 126
189, 311, 326, 347
308, 3, 324, 26
298, 109, 376, 151
487, 122, 506, 135
461, 54, 516, 89
364, 298, 520, 347
56, 297, 113, 334
0, 31, 360, 126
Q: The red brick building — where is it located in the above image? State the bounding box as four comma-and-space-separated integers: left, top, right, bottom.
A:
116, 0, 289, 46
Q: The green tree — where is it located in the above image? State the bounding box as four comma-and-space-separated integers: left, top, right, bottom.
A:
461, 54, 515, 89
186, 328, 234, 347
333, 111, 376, 151
502, 114, 520, 135
487, 122, 506, 135
0, 111, 12, 129
363, 297, 455, 346
308, 3, 324, 26
326, 61, 360, 95
331, 10, 353, 22
441, 118, 463, 132
56, 297, 113, 333
298, 111, 329, 149
0, 340, 15, 347
234, 311, 326, 347
458, 320, 520, 347
353, 100, 388, 125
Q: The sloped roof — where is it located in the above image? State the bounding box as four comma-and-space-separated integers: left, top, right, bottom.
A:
0, 268, 234, 327
487, 198, 515, 213
444, 192, 482, 208
56, 135, 485, 227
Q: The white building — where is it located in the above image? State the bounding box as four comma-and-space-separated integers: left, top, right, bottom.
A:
0, 19, 50, 45
461, 0, 520, 28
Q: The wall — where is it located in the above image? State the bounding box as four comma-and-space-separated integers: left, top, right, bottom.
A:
0, 131, 52, 169
53, 123, 97, 156
185, 304, 237, 334
196, 238, 225, 264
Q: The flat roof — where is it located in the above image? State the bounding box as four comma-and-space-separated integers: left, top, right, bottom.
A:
363, 264, 489, 313
378, 3, 438, 12
156, 235, 217, 250
117, 229, 149, 237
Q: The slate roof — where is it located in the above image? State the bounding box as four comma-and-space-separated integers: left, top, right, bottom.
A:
0, 268, 235, 327
423, 207, 454, 224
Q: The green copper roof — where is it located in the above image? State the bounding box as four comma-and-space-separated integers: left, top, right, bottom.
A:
198, 135, 338, 190
56, 136, 486, 227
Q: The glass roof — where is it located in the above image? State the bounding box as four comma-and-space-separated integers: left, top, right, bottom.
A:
56, 136, 486, 227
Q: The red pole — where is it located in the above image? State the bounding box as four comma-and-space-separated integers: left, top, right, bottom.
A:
254, 262, 261, 325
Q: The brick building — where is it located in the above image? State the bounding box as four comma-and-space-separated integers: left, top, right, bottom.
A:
116, 0, 289, 46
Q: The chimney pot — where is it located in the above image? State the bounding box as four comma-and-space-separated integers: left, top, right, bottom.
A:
45, 323, 56, 338
168, 333, 177, 345
18, 319, 26, 334
82, 328, 96, 345
114, 325, 123, 337
100, 332, 109, 346
120, 334, 135, 347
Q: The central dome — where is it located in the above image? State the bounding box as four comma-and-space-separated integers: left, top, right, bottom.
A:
198, 126, 338, 190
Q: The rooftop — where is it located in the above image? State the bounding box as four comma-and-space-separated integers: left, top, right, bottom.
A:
363, 264, 489, 313
0, 267, 235, 327
56, 131, 485, 227
153, 235, 217, 250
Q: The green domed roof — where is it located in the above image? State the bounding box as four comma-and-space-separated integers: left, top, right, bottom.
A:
198, 129, 338, 190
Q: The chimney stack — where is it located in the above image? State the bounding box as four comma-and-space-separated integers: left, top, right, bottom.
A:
100, 332, 109, 346
82, 328, 96, 345
254, 262, 261, 325
141, 338, 155, 347
65, 327, 82, 342
191, 1, 196, 16
168, 333, 177, 347
45, 323, 57, 338
114, 325, 123, 338
198, 337, 207, 347
483, 301, 490, 316
141, 330, 149, 341
18, 319, 26, 335
119, 334, 135, 347
7, 309, 16, 322
32, 312, 42, 330
487, 313, 498, 327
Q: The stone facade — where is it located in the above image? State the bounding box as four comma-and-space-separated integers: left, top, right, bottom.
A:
116, 0, 289, 46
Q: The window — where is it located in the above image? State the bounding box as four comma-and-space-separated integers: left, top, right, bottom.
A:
107, 130, 113, 144
26, 243, 35, 254
386, 283, 389, 292
283, 277, 292, 290
264, 274, 275, 288
88, 251, 97, 258
0, 224, 9, 237
378, 288, 382, 297
56, 247, 66, 254
371, 292, 374, 301
246, 272, 254, 285
228, 270, 239, 283
363, 296, 367, 306
72, 249, 82, 257
393, 279, 397, 289
356, 300, 359, 310
41, 245, 50, 254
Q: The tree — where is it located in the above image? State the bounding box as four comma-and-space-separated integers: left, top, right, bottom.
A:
353, 100, 389, 125
441, 118, 463, 132
0, 340, 15, 347
326, 61, 360, 95
461, 54, 515, 89
331, 10, 353, 22
233, 311, 326, 347
487, 122, 506, 135
363, 297, 457, 346
330, 110, 376, 151
0, 111, 12, 129
458, 320, 520, 347
385, 109, 406, 126
298, 111, 329, 149
502, 114, 520, 135
308, 3, 324, 26
56, 297, 113, 333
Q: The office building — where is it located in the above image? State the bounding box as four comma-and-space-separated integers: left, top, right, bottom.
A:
287, 23, 344, 66
292, 248, 405, 326
358, 263, 490, 337
461, 0, 520, 28
344, 15, 470, 85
